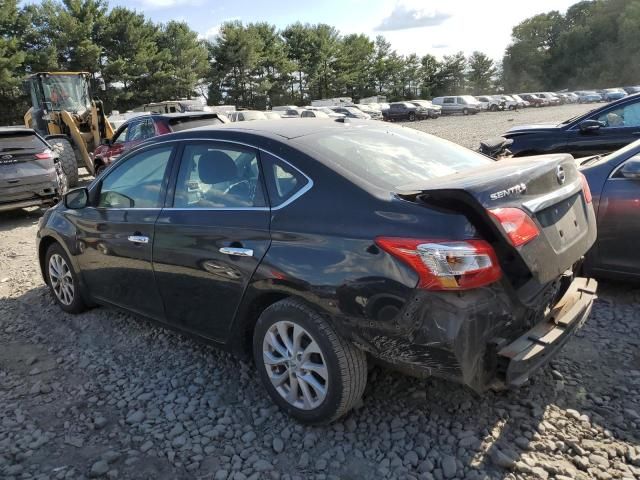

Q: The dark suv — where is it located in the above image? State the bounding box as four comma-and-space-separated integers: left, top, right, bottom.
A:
382, 102, 422, 121
0, 128, 65, 212
38, 119, 597, 423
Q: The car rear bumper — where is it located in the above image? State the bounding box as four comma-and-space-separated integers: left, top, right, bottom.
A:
496, 276, 597, 388
351, 276, 597, 392
0, 180, 59, 212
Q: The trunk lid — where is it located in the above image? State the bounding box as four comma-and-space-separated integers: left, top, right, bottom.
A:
397, 154, 597, 285
0, 133, 54, 189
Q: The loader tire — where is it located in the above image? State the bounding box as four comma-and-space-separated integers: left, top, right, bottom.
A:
50, 138, 78, 187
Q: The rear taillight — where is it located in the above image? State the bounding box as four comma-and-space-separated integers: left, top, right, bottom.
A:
579, 172, 592, 203
35, 149, 53, 160
375, 237, 502, 290
488, 207, 540, 247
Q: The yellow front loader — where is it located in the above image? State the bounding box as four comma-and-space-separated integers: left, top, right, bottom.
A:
24, 72, 114, 186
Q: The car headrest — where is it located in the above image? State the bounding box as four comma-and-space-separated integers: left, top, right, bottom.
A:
197, 150, 237, 184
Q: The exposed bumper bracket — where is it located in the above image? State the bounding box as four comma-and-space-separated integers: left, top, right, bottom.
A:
497, 277, 597, 387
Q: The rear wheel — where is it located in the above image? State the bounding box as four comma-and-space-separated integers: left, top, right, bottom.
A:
54, 161, 68, 196
462, 108, 469, 115
253, 299, 367, 424
408, 112, 416, 122
490, 104, 498, 112
49, 138, 78, 187
44, 243, 87, 314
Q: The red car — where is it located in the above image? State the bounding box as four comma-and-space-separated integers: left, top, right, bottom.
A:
92, 112, 228, 174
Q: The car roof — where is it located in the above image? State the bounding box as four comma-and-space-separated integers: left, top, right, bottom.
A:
185, 118, 370, 140
0, 127, 36, 135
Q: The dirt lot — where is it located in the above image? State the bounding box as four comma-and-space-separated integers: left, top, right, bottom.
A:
1, 105, 640, 480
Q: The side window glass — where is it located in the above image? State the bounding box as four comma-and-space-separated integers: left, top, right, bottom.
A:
140, 119, 155, 139
261, 151, 309, 207
173, 143, 265, 208
126, 121, 146, 142
112, 125, 128, 145
443, 97, 454, 104
597, 103, 640, 128
98, 146, 173, 208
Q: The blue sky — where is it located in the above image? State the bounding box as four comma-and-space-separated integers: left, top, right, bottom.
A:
36, 0, 582, 59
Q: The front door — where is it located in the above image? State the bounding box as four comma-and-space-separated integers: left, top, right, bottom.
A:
74, 144, 175, 319
594, 153, 640, 275
568, 100, 640, 157
153, 141, 271, 341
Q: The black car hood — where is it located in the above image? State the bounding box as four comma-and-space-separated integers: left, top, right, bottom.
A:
506, 122, 563, 134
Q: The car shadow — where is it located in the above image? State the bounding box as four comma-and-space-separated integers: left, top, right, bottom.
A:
1, 281, 638, 479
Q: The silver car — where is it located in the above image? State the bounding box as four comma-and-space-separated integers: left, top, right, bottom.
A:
0, 128, 66, 212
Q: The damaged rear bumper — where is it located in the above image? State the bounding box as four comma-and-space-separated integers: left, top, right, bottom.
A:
496, 277, 597, 388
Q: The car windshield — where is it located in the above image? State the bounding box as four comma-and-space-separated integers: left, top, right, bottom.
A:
39, 75, 91, 113
300, 125, 492, 191
344, 107, 362, 114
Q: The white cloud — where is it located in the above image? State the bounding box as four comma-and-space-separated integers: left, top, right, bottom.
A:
375, 5, 451, 31
199, 17, 241, 41
133, 0, 203, 9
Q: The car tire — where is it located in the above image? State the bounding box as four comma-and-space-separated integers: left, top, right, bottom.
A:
49, 138, 79, 187
490, 104, 498, 112
253, 299, 367, 424
44, 243, 88, 314
408, 112, 416, 122
54, 161, 68, 196
462, 108, 469, 115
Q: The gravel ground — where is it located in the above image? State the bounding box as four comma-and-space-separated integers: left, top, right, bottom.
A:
2, 106, 640, 480
408, 103, 596, 149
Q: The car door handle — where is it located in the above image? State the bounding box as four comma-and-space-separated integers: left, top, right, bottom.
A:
127, 235, 149, 244
219, 247, 253, 257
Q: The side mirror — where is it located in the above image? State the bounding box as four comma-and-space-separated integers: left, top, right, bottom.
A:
579, 119, 604, 132
64, 188, 89, 209
619, 156, 640, 180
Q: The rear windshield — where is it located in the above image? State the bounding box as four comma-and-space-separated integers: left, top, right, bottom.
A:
0, 132, 46, 151
301, 126, 492, 190
169, 116, 224, 132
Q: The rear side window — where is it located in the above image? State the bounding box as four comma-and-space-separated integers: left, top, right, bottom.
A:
261, 151, 309, 207
0, 132, 46, 151
169, 116, 224, 132
443, 97, 454, 104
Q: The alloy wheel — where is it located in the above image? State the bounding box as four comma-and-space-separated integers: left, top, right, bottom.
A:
262, 320, 328, 410
49, 253, 74, 305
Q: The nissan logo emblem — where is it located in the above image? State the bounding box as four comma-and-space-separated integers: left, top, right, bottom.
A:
556, 165, 566, 185
1, 154, 13, 160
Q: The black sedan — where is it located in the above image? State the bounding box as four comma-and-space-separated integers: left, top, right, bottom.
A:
499, 93, 640, 158
37, 119, 597, 423
580, 139, 640, 279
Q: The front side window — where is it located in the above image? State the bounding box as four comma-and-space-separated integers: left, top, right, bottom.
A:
173, 143, 265, 208
98, 146, 173, 208
443, 97, 454, 104
596, 102, 640, 128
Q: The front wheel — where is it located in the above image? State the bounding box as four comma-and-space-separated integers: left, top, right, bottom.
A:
253, 299, 367, 424
408, 112, 416, 122
45, 243, 88, 314
49, 138, 79, 187
462, 108, 469, 115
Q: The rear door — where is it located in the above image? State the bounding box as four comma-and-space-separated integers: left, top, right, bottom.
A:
153, 140, 271, 341
567, 100, 640, 156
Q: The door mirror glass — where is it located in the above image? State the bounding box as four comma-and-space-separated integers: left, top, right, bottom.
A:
579, 119, 604, 132
64, 188, 89, 209
620, 156, 640, 179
